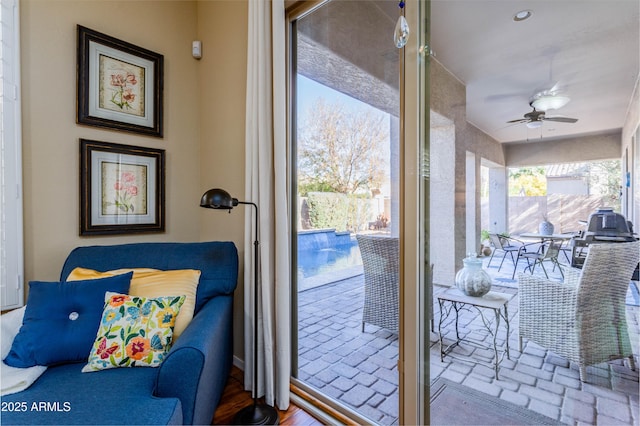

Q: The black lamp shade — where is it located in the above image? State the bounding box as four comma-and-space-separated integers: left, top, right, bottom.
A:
200, 188, 238, 209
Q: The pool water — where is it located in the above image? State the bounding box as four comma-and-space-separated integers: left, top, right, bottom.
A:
297, 243, 362, 279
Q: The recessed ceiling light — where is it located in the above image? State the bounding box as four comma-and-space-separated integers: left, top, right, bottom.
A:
513, 10, 532, 22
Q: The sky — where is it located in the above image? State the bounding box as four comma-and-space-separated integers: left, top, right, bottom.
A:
296, 74, 387, 120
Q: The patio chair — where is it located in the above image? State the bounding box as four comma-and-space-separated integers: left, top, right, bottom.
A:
518, 240, 564, 279
487, 233, 528, 279
356, 234, 399, 334
518, 241, 640, 382
558, 231, 583, 264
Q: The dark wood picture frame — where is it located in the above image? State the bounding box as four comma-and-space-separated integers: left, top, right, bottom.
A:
77, 25, 164, 137
80, 139, 165, 235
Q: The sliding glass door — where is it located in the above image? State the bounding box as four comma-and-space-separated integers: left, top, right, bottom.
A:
290, 1, 400, 423
288, 1, 430, 424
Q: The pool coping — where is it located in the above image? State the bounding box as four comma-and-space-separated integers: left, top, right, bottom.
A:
298, 265, 364, 291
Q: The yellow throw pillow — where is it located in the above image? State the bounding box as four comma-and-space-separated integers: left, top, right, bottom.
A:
67, 267, 201, 339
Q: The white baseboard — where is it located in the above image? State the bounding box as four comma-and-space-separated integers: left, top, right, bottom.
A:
232, 355, 244, 370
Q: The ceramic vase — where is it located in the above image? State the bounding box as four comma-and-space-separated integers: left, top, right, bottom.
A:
538, 220, 554, 235
455, 254, 492, 297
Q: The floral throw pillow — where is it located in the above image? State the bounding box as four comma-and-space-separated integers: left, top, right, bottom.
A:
82, 292, 185, 372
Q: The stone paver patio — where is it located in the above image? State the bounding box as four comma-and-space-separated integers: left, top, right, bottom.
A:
297, 252, 640, 425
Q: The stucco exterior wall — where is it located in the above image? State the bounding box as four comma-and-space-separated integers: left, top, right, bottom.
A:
621, 76, 639, 230
430, 59, 506, 278
505, 131, 622, 166
622, 76, 639, 147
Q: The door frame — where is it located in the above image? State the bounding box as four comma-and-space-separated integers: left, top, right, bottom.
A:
285, 1, 429, 424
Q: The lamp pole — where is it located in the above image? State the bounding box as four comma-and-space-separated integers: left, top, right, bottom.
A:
233, 201, 279, 425
199, 188, 278, 425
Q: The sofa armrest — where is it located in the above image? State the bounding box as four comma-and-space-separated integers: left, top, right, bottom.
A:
155, 295, 234, 425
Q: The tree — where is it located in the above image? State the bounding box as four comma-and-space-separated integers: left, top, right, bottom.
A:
588, 160, 621, 209
298, 99, 388, 196
508, 167, 547, 196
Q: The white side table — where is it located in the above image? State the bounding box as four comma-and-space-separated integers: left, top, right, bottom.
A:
437, 288, 512, 379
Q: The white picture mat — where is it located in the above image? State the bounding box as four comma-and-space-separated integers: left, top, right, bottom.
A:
87, 41, 155, 128
90, 150, 157, 226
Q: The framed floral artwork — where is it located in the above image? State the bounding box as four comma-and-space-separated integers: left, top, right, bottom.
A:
80, 139, 165, 235
77, 25, 163, 137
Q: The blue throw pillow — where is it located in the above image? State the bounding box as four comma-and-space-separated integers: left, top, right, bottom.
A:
3, 272, 133, 368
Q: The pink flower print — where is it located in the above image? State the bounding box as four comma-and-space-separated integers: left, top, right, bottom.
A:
126, 73, 137, 85
109, 71, 138, 110
122, 89, 136, 104
110, 74, 126, 88
112, 171, 139, 213
121, 172, 136, 183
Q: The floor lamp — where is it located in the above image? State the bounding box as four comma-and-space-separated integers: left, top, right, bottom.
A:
200, 188, 279, 425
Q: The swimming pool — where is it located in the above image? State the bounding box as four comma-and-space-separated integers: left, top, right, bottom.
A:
297, 243, 362, 279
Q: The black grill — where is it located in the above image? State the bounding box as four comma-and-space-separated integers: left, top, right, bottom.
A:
571, 209, 639, 280
583, 208, 635, 243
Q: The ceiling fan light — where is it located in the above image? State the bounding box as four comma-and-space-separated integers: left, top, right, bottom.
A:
532, 95, 570, 111
526, 121, 543, 129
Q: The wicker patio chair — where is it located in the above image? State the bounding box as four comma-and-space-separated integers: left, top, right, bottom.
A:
518, 241, 640, 382
356, 234, 399, 334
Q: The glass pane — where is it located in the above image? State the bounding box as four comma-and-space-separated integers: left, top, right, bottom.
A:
428, 2, 638, 426
292, 1, 401, 423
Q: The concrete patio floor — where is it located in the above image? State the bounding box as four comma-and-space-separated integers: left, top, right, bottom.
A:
296, 253, 640, 425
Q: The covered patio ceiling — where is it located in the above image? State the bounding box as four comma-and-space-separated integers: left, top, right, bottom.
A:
296, 0, 399, 116
295, 0, 639, 145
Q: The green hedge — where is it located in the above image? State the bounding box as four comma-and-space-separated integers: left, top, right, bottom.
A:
305, 192, 372, 232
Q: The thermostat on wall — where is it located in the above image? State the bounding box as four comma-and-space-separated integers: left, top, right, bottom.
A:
192, 41, 202, 59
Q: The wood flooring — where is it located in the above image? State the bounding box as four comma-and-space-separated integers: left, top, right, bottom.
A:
212, 366, 324, 425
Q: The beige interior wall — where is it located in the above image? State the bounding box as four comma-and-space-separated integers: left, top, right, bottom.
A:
20, 1, 202, 282
195, 0, 248, 364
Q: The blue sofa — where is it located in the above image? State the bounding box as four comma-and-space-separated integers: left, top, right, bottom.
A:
2, 241, 238, 425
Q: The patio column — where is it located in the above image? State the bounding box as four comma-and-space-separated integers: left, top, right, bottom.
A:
430, 115, 456, 284
466, 152, 477, 255
488, 165, 507, 234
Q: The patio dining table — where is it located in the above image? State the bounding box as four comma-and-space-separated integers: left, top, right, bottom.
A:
517, 232, 575, 260
517, 232, 575, 242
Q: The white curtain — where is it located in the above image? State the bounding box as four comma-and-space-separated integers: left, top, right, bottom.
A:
244, 0, 290, 410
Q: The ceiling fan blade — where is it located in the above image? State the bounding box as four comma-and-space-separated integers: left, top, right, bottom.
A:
544, 116, 578, 123
496, 121, 527, 131
547, 81, 565, 95
532, 81, 562, 98
485, 93, 525, 103
506, 118, 528, 124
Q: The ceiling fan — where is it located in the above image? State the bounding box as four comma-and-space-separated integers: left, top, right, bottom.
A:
507, 104, 578, 129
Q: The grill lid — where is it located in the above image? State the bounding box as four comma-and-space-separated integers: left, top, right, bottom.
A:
584, 208, 635, 242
